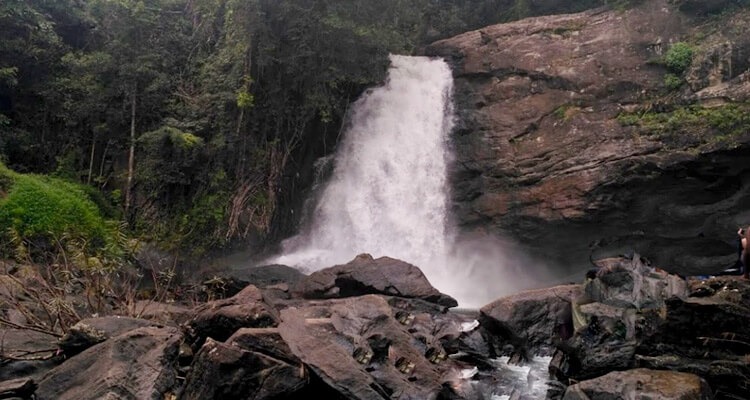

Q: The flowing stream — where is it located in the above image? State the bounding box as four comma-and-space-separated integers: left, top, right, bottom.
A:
273, 55, 542, 308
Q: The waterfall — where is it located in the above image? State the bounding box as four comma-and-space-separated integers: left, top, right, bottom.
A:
274, 55, 541, 307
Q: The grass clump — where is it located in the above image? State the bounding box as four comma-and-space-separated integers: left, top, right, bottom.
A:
0, 162, 123, 261
617, 103, 750, 146
0, 162, 15, 195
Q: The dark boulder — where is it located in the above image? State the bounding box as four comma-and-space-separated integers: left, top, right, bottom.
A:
636, 355, 750, 400
133, 301, 195, 325
292, 254, 458, 308
632, 278, 750, 399
277, 295, 472, 399
547, 257, 750, 398
36, 326, 182, 400
0, 329, 59, 382
639, 296, 750, 359
231, 264, 307, 288
59, 316, 157, 356
226, 328, 298, 365
180, 338, 307, 400
480, 284, 581, 356
585, 256, 688, 309
562, 369, 713, 400
675, 0, 737, 15
551, 256, 692, 380
0, 378, 37, 399
188, 284, 278, 344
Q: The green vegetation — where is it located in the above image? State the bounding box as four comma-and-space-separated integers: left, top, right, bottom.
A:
649, 42, 695, 91
553, 104, 581, 121
0, 162, 124, 263
664, 42, 695, 74
663, 73, 684, 90
617, 103, 750, 146
0, 0, 658, 257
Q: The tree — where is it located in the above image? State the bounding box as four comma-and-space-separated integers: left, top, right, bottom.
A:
86, 0, 191, 217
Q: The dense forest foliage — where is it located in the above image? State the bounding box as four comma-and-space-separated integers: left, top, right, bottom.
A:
0, 0, 617, 262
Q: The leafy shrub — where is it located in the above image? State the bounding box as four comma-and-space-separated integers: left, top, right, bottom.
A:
137, 126, 205, 199
665, 42, 694, 74
616, 113, 641, 126
664, 73, 684, 90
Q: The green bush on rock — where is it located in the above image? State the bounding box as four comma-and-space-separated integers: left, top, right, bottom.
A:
617, 103, 750, 147
664, 42, 694, 74
663, 73, 684, 90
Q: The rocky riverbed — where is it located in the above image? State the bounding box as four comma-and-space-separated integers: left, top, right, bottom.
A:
1, 254, 748, 399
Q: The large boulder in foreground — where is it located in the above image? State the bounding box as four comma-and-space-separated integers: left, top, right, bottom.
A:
180, 338, 307, 400
633, 276, 750, 399
292, 254, 458, 308
636, 355, 750, 400
562, 369, 712, 400
36, 326, 182, 400
0, 378, 37, 399
277, 295, 475, 399
188, 284, 278, 343
59, 316, 157, 356
226, 328, 299, 365
0, 329, 59, 381
480, 284, 580, 355
549, 256, 691, 381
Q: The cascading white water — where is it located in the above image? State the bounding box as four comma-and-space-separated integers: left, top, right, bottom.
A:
274, 55, 544, 307
275, 55, 453, 267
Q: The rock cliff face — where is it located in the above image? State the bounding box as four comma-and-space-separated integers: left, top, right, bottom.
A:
427, 0, 750, 275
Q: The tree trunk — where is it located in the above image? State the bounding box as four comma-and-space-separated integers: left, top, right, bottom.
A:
125, 87, 136, 216
236, 42, 252, 180
87, 131, 96, 185
235, 108, 245, 176
99, 139, 111, 184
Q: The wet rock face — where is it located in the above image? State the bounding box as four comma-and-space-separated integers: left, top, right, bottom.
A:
480, 284, 580, 356
426, 0, 750, 274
